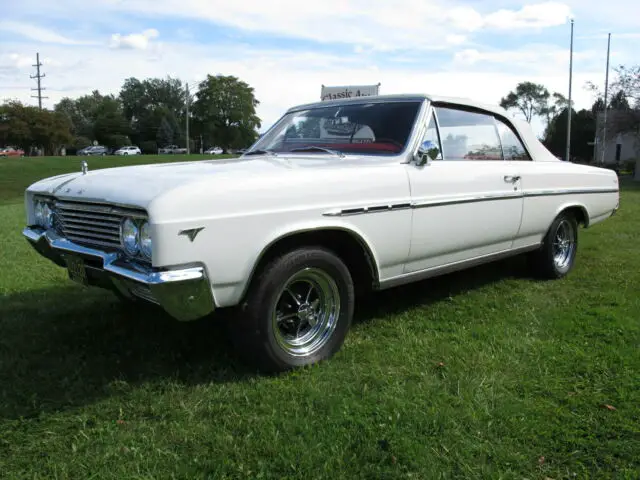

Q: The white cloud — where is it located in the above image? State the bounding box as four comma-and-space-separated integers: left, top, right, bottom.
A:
484, 2, 572, 29
20, 0, 574, 52
445, 34, 467, 46
1, 53, 34, 69
109, 28, 160, 50
0, 21, 94, 45
0, 38, 605, 138
2, 0, 638, 141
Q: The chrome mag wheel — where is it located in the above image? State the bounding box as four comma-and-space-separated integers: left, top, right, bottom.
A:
552, 219, 576, 270
271, 267, 341, 357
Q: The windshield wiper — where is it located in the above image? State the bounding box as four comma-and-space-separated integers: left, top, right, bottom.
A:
289, 146, 344, 157
243, 149, 277, 156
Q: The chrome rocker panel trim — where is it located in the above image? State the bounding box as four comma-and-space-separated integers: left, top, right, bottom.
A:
23, 227, 215, 321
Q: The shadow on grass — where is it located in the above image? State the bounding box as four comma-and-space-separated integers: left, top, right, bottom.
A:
0, 255, 530, 420
354, 254, 531, 323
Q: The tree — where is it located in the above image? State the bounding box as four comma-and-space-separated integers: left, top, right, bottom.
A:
500, 82, 551, 123
54, 90, 129, 148
192, 75, 261, 151
542, 92, 570, 124
611, 65, 640, 105
0, 100, 73, 154
608, 90, 630, 110
119, 76, 185, 145
156, 116, 175, 146
586, 65, 640, 135
544, 107, 596, 163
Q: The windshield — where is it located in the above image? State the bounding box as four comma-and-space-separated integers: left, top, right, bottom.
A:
246, 100, 423, 156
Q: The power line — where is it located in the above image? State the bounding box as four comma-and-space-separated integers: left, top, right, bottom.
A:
30, 52, 48, 109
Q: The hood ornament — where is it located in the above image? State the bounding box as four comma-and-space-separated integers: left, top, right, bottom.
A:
81, 160, 88, 175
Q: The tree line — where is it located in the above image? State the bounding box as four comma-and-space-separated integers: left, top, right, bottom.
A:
499, 64, 639, 165
0, 74, 261, 155
1, 64, 637, 159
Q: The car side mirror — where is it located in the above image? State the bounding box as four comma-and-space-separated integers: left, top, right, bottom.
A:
415, 140, 440, 166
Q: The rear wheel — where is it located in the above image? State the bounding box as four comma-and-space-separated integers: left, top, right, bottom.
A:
529, 211, 578, 279
232, 247, 355, 372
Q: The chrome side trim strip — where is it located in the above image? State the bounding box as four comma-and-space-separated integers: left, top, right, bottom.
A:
378, 244, 541, 290
323, 203, 411, 217
322, 187, 619, 217
411, 192, 521, 209
523, 188, 619, 198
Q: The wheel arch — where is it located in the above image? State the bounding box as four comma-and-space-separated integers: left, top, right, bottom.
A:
555, 203, 590, 228
241, 226, 381, 302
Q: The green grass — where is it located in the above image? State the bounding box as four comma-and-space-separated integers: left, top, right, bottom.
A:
0, 157, 639, 478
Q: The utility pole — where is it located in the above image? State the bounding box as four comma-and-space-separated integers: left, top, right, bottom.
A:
600, 33, 611, 166
565, 19, 574, 162
30, 52, 48, 109
185, 82, 190, 155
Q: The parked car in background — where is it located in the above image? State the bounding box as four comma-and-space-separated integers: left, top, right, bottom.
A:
204, 146, 223, 155
21, 93, 620, 372
78, 145, 109, 156
158, 145, 188, 154
0, 146, 25, 157
114, 146, 142, 156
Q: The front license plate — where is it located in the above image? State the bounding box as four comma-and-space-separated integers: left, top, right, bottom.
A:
65, 255, 88, 285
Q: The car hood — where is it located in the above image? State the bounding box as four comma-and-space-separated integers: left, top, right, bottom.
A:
27, 154, 394, 209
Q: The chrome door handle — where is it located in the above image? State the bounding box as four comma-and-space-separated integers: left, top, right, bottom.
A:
504, 175, 521, 183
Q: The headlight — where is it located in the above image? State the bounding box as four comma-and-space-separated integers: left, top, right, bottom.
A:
121, 218, 139, 256
34, 201, 44, 226
43, 203, 54, 229
140, 221, 152, 259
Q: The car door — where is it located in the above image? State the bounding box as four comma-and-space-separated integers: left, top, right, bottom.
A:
403, 104, 524, 274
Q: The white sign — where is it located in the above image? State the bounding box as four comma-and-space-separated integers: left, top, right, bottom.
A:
321, 84, 380, 101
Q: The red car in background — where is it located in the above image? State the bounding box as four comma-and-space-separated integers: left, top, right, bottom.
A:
0, 147, 25, 157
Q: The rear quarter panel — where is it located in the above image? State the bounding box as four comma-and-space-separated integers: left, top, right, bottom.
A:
513, 160, 619, 248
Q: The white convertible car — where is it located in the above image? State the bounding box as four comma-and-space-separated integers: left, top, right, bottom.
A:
23, 94, 619, 371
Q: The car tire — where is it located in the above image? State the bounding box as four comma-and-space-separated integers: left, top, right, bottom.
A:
233, 247, 355, 372
529, 211, 579, 279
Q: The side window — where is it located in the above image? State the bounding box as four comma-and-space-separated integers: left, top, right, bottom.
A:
434, 106, 503, 161
418, 111, 443, 160
495, 118, 531, 160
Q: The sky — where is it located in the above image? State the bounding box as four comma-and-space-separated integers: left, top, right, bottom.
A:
1, 0, 639, 136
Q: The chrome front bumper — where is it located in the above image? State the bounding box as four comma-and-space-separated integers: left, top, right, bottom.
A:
23, 227, 215, 321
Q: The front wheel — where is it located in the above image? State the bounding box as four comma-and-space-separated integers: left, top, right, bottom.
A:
233, 247, 355, 372
529, 211, 579, 279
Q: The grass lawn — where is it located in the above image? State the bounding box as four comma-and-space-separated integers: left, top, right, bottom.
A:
0, 156, 639, 478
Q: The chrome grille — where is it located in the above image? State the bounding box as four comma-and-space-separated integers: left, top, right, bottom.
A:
53, 200, 145, 250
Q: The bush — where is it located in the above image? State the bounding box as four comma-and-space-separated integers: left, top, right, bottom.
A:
139, 141, 157, 154
105, 134, 131, 151
622, 159, 637, 174
64, 136, 92, 155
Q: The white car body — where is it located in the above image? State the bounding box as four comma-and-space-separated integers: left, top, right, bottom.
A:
115, 146, 141, 156
204, 147, 223, 155
22, 94, 619, 369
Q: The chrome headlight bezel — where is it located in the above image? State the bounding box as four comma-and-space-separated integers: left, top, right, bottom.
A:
139, 220, 152, 260
120, 217, 140, 256
119, 216, 152, 261
32, 196, 56, 229
34, 201, 45, 226
42, 203, 54, 229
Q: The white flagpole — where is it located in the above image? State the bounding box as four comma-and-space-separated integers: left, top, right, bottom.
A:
600, 33, 611, 165
565, 19, 574, 162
